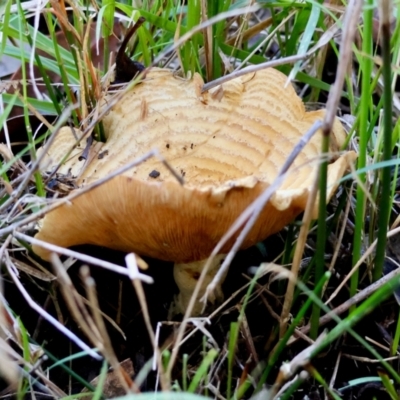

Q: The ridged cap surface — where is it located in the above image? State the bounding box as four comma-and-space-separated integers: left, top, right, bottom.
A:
34, 68, 356, 261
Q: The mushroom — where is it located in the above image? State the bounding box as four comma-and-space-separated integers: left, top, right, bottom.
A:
33, 68, 356, 315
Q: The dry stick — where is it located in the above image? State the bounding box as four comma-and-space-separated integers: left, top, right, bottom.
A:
14, 232, 153, 282
202, 54, 308, 92
4, 252, 100, 359
279, 165, 321, 338
125, 254, 168, 391
16, 92, 55, 130
0, 235, 12, 263
343, 354, 399, 363
287, 264, 400, 345
166, 120, 323, 378
329, 351, 342, 399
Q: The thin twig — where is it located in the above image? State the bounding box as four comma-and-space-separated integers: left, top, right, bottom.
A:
125, 254, 168, 390
0, 149, 158, 236
4, 252, 100, 359
288, 263, 400, 344
280, 164, 320, 338
325, 225, 400, 305
0, 103, 79, 214
14, 232, 153, 283
80, 265, 137, 394
202, 54, 308, 93
49, 255, 104, 347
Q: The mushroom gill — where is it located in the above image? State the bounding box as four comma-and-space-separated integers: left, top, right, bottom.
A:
33, 67, 356, 315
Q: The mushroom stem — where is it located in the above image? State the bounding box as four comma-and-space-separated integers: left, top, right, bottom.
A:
171, 254, 228, 317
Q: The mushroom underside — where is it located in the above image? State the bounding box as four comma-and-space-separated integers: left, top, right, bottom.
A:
33, 151, 353, 263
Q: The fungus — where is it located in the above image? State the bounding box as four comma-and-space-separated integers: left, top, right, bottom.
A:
33, 68, 356, 315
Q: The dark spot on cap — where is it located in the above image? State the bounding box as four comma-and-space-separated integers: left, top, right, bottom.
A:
190, 143, 194, 149
98, 150, 109, 159
149, 170, 160, 179
166, 144, 170, 149
191, 272, 200, 280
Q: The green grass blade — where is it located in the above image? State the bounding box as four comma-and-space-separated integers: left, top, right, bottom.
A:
351, 0, 373, 300
310, 133, 330, 339
0, 0, 11, 58
373, 1, 394, 281
227, 322, 239, 399
187, 348, 218, 393
288, 2, 320, 81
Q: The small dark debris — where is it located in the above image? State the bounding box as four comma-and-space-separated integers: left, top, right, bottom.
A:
79, 135, 93, 161
213, 136, 216, 138
166, 144, 170, 149
190, 143, 194, 149
98, 150, 109, 159
183, 146, 187, 151
114, 17, 146, 84
149, 170, 160, 179
181, 169, 186, 177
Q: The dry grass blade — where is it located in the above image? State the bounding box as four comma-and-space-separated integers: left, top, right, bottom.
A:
272, 331, 327, 396
322, 0, 363, 131
204, 19, 341, 93
0, 104, 79, 214
51, 254, 138, 394
3, 248, 100, 359
80, 265, 139, 394
288, 265, 400, 345
152, 5, 260, 68
200, 0, 212, 82
125, 253, 168, 390
0, 240, 19, 386
14, 232, 152, 281
279, 167, 320, 338
326, 225, 400, 305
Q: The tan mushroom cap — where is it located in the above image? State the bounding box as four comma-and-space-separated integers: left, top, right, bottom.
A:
34, 68, 356, 262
